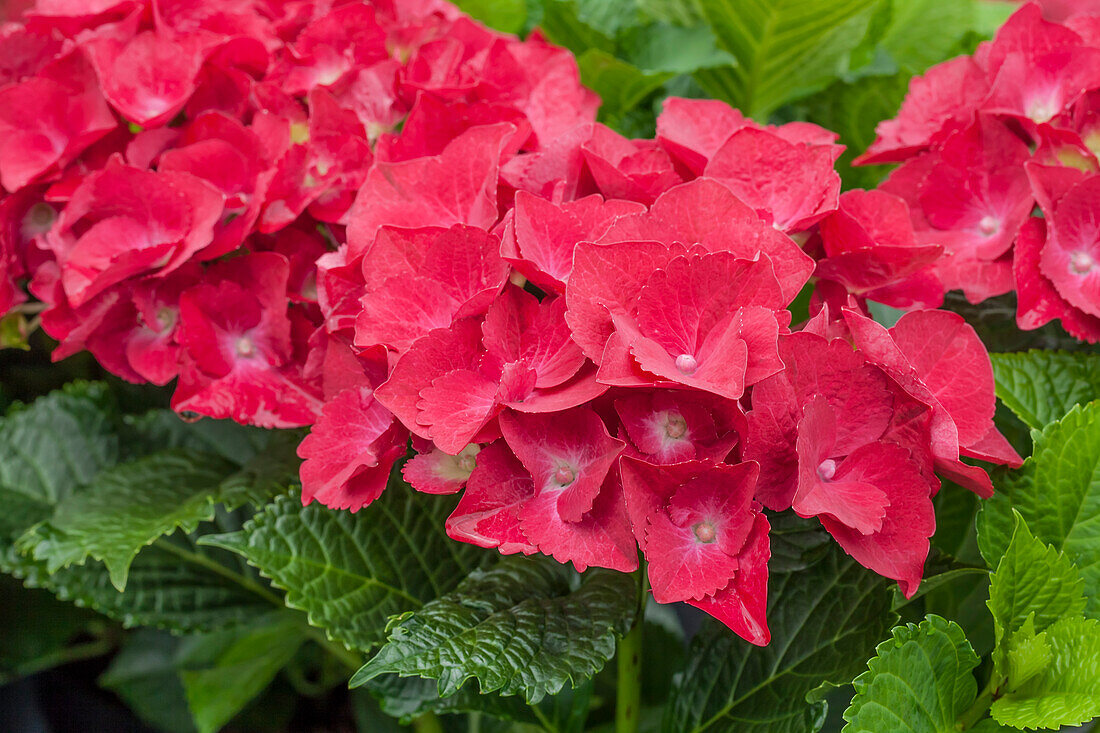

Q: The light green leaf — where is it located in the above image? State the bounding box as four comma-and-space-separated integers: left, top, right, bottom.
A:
18, 450, 236, 590
991, 616, 1100, 729
841, 615, 979, 733
977, 402, 1100, 616
990, 351, 1100, 430
877, 0, 975, 74
1004, 617, 1051, 690
663, 547, 895, 732
201, 484, 488, 652
699, 0, 881, 117
180, 615, 306, 733
454, 0, 527, 33
987, 512, 1085, 641
620, 23, 735, 73
351, 557, 636, 704
577, 49, 674, 125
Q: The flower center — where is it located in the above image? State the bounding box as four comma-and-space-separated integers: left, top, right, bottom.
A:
817, 459, 837, 481
22, 203, 56, 238
665, 413, 688, 439
155, 306, 175, 331
1071, 250, 1096, 274
675, 353, 698, 375
554, 465, 576, 486
458, 453, 477, 474
978, 215, 999, 236
235, 336, 255, 358
1027, 97, 1058, 124
693, 521, 717, 543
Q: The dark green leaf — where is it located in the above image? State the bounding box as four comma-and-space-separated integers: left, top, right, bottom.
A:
202, 484, 488, 652
664, 548, 895, 732
99, 630, 197, 733
351, 557, 636, 704
577, 49, 674, 125
990, 351, 1100, 430
180, 615, 307, 733
18, 450, 237, 589
841, 615, 979, 733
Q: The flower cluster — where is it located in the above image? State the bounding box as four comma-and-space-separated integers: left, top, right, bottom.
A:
857, 1, 1100, 342
0, 0, 1021, 645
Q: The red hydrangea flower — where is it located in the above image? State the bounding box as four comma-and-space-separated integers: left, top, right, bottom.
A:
620, 458, 770, 645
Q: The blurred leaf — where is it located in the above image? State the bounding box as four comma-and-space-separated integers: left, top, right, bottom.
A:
699, 0, 881, 117
99, 630, 197, 733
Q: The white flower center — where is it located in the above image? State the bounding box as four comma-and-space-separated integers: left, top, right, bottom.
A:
675, 353, 698, 375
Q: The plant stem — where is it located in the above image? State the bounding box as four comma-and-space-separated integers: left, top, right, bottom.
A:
154, 538, 285, 607
413, 711, 445, 733
616, 564, 647, 733
957, 675, 998, 730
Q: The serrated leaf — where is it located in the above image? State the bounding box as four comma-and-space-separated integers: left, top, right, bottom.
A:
699, 0, 881, 117
987, 512, 1085, 642
6, 530, 275, 633
364, 674, 538, 725
180, 614, 306, 733
351, 557, 636, 704
18, 450, 236, 590
201, 483, 488, 652
0, 382, 118, 508
977, 402, 1100, 616
991, 616, 1100, 729
990, 351, 1100, 430
841, 615, 979, 733
664, 547, 895, 733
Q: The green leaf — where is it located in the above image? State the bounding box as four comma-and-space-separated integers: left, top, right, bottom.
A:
18, 450, 236, 590
1004, 617, 1051, 690
0, 382, 118, 509
577, 49, 674, 125
987, 512, 1085, 641
351, 557, 636, 704
180, 615, 307, 733
877, 0, 976, 74
664, 548, 895, 732
363, 674, 537, 725
699, 0, 882, 117
991, 616, 1100, 729
990, 351, 1100, 430
454, 0, 527, 33
7, 531, 276, 633
99, 630, 198, 733
977, 402, 1100, 616
201, 483, 488, 652
841, 615, 979, 733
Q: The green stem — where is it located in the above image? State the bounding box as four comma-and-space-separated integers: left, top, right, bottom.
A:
412, 711, 445, 733
616, 564, 647, 733
957, 675, 999, 730
6, 637, 115, 681
154, 539, 285, 607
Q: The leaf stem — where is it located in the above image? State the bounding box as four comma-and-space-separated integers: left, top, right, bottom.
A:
153, 538, 285, 607
957, 675, 999, 730
4, 637, 115, 682
616, 563, 647, 733
412, 711, 445, 733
